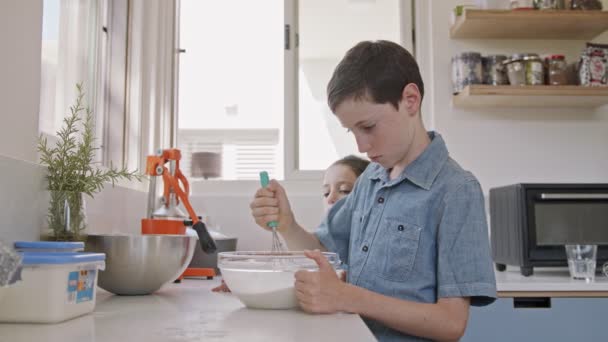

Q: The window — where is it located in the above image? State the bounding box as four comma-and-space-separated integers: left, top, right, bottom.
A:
39, 0, 133, 172
39, 0, 103, 145
52, 1, 416, 188
177, 0, 284, 181
297, 0, 412, 171
177, 0, 413, 182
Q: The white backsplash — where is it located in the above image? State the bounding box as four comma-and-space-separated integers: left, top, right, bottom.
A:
0, 152, 324, 252
0, 155, 48, 244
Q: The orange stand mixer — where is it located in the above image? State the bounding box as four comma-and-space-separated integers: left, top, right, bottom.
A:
142, 148, 217, 279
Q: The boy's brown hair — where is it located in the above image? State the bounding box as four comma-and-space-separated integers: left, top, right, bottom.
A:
327, 40, 424, 112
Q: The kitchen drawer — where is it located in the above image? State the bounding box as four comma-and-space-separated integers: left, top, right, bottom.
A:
463, 297, 608, 341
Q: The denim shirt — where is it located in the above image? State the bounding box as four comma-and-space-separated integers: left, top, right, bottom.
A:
315, 132, 497, 342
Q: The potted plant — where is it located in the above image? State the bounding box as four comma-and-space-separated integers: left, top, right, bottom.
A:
37, 84, 141, 241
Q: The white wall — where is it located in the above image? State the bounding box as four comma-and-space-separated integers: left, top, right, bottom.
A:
0, 1, 44, 244
0, 1, 42, 163
424, 1, 608, 194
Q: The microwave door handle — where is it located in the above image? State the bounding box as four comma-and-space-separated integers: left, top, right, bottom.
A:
539, 193, 608, 200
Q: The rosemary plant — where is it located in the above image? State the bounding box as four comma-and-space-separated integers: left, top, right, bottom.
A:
37, 84, 141, 241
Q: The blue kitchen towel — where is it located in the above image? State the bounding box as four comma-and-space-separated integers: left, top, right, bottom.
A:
0, 240, 22, 286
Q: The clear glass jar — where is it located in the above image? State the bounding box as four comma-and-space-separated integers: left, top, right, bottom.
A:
548, 55, 568, 85
504, 54, 527, 86
47, 191, 87, 241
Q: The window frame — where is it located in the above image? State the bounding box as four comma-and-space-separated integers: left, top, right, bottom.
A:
90, 0, 424, 194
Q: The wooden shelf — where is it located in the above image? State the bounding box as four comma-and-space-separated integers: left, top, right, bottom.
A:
452, 85, 608, 108
450, 9, 608, 39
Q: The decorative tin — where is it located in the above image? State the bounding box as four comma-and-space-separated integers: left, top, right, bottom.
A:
579, 42, 608, 86
451, 52, 483, 94
482, 55, 508, 85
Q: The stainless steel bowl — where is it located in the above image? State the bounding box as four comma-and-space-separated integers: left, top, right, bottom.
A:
85, 234, 197, 295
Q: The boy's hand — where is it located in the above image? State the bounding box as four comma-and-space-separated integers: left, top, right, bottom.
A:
250, 179, 295, 233
294, 250, 346, 314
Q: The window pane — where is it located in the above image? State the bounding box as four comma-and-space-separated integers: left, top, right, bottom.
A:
177, 0, 284, 181
298, 0, 403, 170
39, 0, 61, 135
39, 0, 100, 136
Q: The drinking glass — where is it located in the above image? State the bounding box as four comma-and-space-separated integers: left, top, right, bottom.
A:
565, 244, 597, 282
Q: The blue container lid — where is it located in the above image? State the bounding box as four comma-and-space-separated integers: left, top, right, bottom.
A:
14, 241, 85, 251
20, 252, 105, 265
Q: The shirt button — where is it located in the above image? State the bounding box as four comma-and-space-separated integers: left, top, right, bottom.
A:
398, 225, 404, 231
362, 245, 369, 252
377, 197, 385, 204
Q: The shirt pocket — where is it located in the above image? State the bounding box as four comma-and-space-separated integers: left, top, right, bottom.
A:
372, 217, 422, 282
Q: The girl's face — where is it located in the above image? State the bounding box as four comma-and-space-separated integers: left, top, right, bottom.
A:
322, 164, 358, 213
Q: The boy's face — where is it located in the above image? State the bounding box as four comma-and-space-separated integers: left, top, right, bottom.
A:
334, 87, 420, 170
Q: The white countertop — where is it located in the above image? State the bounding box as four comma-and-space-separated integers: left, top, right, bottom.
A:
0, 278, 376, 342
496, 267, 608, 295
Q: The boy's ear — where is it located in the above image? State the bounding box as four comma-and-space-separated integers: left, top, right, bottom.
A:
400, 83, 421, 116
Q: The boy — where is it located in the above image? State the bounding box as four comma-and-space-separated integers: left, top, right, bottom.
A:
250, 40, 496, 341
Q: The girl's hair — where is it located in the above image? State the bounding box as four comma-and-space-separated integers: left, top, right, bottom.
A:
331, 155, 370, 177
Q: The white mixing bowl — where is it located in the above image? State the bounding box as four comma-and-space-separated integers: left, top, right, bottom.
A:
218, 251, 341, 309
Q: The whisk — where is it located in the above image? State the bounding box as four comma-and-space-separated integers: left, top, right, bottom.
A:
259, 171, 285, 253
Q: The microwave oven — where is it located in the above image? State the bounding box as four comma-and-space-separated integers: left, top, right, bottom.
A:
489, 183, 608, 276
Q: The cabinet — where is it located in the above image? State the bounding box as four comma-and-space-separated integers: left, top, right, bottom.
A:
450, 9, 608, 108
463, 297, 608, 341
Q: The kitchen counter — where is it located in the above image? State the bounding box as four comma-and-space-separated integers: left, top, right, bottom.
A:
0, 278, 376, 342
496, 267, 608, 297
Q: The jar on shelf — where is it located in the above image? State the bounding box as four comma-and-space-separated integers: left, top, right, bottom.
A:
570, 0, 602, 10
535, 0, 565, 9
451, 52, 483, 94
548, 55, 568, 85
482, 55, 508, 85
503, 54, 527, 86
510, 0, 536, 9
523, 54, 545, 85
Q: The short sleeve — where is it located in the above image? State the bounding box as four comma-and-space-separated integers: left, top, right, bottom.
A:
437, 178, 497, 306
314, 188, 357, 266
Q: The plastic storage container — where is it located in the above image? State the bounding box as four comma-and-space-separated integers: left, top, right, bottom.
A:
0, 252, 105, 323
14, 241, 85, 253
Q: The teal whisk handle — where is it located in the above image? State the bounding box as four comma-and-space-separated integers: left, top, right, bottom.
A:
259, 171, 278, 229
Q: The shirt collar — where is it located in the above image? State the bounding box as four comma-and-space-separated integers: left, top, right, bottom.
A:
367, 131, 449, 190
